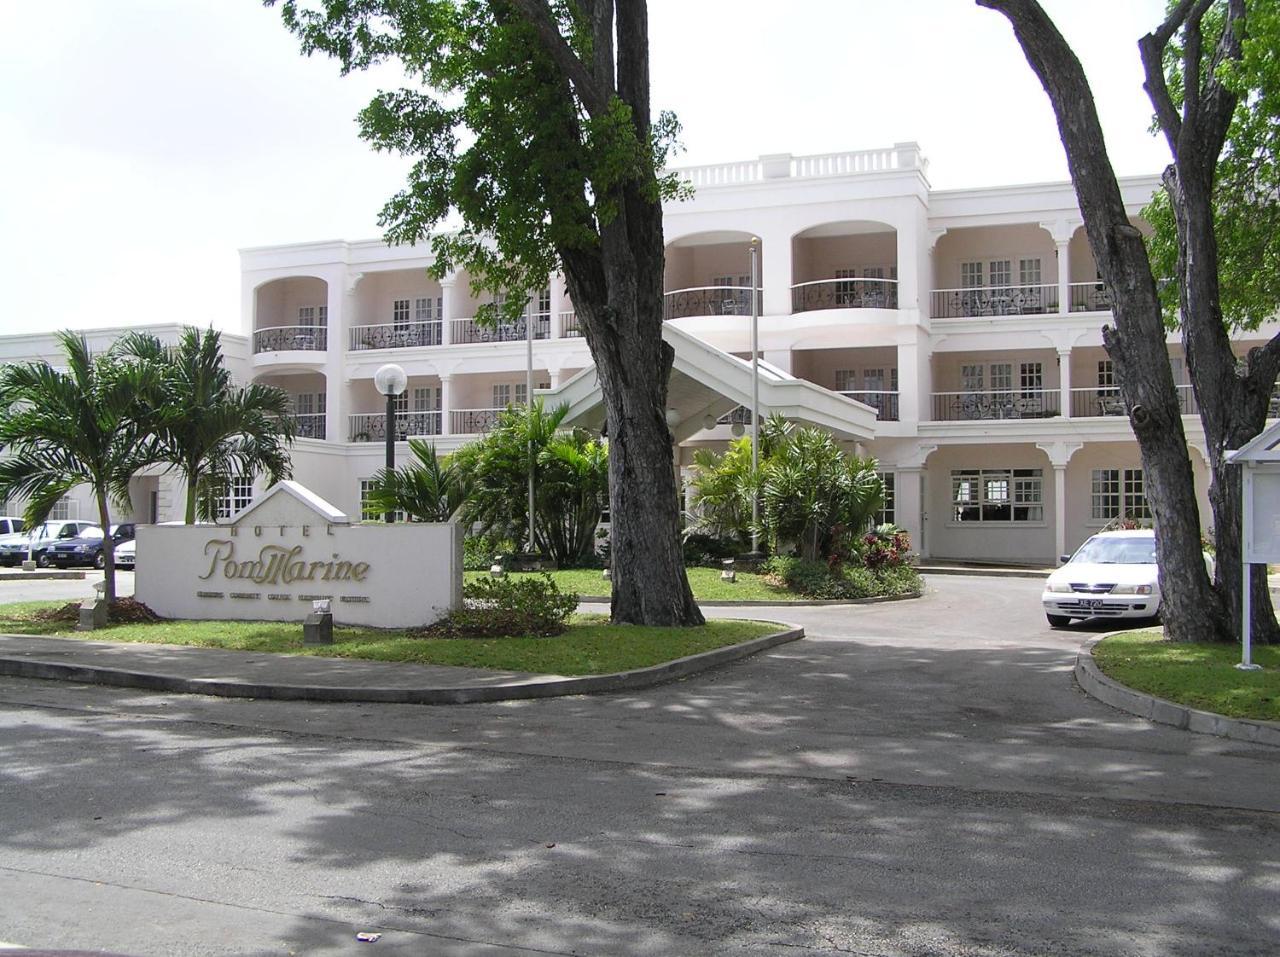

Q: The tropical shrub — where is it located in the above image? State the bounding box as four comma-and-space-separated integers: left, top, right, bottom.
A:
432, 574, 579, 638
462, 533, 517, 571
861, 524, 913, 571
365, 439, 467, 523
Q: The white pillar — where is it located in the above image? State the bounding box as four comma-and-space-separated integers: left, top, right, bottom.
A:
550, 274, 566, 339
896, 468, 924, 556
1059, 348, 1072, 419
761, 349, 791, 374
760, 229, 791, 317
1056, 239, 1071, 316
897, 339, 919, 423
440, 374, 453, 436
1054, 464, 1068, 560
440, 274, 457, 346
894, 215, 921, 313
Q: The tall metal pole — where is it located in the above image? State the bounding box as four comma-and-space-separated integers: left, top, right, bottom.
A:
750, 237, 760, 554
1239, 463, 1260, 670
527, 299, 536, 554
384, 390, 395, 524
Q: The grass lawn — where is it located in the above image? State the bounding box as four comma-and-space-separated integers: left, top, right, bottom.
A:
0, 601, 780, 676
465, 567, 802, 601
1093, 628, 1280, 722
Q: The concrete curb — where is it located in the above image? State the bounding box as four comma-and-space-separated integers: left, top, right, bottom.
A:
576, 591, 922, 608
1075, 634, 1280, 747
916, 566, 1051, 580
0, 570, 87, 581
0, 625, 804, 706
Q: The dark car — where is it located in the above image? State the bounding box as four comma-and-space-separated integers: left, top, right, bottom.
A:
48, 523, 136, 569
0, 520, 100, 567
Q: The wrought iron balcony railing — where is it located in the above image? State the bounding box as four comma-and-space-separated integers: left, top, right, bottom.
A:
792, 278, 899, 313
837, 390, 900, 421
253, 325, 327, 354
451, 315, 551, 344
1068, 282, 1114, 313
1068, 385, 1198, 417
349, 322, 442, 351
450, 407, 505, 435
930, 284, 1058, 319
348, 412, 442, 442
931, 388, 1061, 421
292, 413, 326, 440
663, 286, 761, 320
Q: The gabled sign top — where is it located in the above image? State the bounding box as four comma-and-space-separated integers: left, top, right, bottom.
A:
226, 480, 349, 527
1226, 418, 1280, 464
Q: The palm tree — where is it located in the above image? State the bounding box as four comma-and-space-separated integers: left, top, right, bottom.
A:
120, 327, 296, 522
0, 332, 159, 603
364, 439, 467, 522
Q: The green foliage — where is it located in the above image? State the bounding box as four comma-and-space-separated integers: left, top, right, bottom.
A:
117, 327, 295, 522
434, 573, 580, 638
759, 427, 884, 563
366, 439, 467, 523
452, 400, 607, 565
1144, 2, 1280, 332
686, 439, 756, 550
270, 0, 686, 323
0, 331, 161, 602
762, 555, 920, 601
463, 532, 517, 571
681, 532, 740, 568
860, 524, 913, 572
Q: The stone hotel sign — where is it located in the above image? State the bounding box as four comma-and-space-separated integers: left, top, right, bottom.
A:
135, 481, 462, 628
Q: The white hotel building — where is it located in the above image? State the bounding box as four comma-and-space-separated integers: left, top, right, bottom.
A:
4, 143, 1277, 565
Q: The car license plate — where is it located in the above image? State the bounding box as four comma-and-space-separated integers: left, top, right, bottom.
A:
1083, 598, 1104, 609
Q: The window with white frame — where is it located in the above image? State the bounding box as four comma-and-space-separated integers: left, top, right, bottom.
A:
296, 305, 327, 327
414, 297, 438, 322
536, 288, 551, 316
215, 477, 254, 520
952, 468, 1043, 524
875, 471, 895, 527
292, 392, 325, 416
1019, 258, 1042, 286
391, 391, 409, 415
1091, 468, 1150, 522
493, 383, 512, 408
392, 299, 411, 329
961, 364, 985, 393
990, 363, 1013, 397
413, 386, 440, 412
360, 479, 406, 523
48, 496, 73, 521
834, 369, 856, 392
988, 259, 1012, 291
1020, 362, 1044, 395
960, 261, 984, 288
515, 383, 528, 406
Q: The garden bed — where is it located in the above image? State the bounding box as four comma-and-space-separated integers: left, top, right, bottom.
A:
0, 601, 778, 676
1092, 628, 1280, 722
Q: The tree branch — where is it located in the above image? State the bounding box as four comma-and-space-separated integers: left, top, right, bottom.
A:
507, 0, 611, 117
1137, 0, 1207, 154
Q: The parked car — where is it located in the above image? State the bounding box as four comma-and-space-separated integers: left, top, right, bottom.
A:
115, 537, 136, 570
1042, 529, 1213, 627
0, 520, 101, 567
48, 523, 137, 569
0, 517, 26, 536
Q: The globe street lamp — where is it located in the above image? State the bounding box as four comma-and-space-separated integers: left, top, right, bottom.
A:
373, 362, 408, 524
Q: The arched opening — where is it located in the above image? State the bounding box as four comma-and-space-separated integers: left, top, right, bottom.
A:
663, 230, 761, 319
253, 277, 329, 353
931, 224, 1056, 318
790, 221, 898, 312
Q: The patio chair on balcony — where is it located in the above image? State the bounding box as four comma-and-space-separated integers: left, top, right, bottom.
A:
1097, 392, 1126, 416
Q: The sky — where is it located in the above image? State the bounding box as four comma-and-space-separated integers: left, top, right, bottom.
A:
0, 0, 1172, 338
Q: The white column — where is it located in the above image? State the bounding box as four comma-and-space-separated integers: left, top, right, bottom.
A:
896, 339, 919, 423
760, 229, 791, 317
1056, 239, 1071, 316
440, 374, 453, 436
1053, 464, 1068, 560
440, 274, 457, 346
894, 213, 920, 313
549, 274, 566, 339
895, 468, 924, 556
1059, 348, 1072, 419
761, 349, 791, 374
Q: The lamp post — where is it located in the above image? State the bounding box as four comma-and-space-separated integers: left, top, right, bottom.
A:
373, 362, 407, 524
526, 298, 536, 554
749, 237, 761, 555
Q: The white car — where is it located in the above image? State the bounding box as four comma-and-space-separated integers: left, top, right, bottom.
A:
115, 537, 136, 569
1042, 530, 1165, 627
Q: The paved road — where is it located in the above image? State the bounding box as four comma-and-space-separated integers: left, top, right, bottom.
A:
0, 576, 1276, 956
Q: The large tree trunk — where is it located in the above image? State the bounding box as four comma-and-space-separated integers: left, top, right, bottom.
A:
979, 0, 1225, 642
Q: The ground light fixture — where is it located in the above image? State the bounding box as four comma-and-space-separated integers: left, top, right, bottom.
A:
373, 362, 408, 524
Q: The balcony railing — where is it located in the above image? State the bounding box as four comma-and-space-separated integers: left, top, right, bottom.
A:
663, 286, 761, 320
253, 325, 327, 354
292, 413, 327, 440
792, 278, 899, 313
1069, 385, 1199, 417
348, 412, 442, 442
350, 321, 442, 351
838, 390, 900, 421
561, 310, 582, 337
931, 388, 1061, 421
451, 315, 550, 344
930, 284, 1058, 319
450, 407, 504, 434
1069, 282, 1114, 313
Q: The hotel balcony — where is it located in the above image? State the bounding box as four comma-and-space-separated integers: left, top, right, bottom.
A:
292, 412, 327, 440
663, 286, 760, 320
451, 314, 550, 345
930, 284, 1058, 319
931, 388, 1061, 421
253, 325, 327, 354
348, 407, 508, 442
1067, 385, 1199, 418
349, 321, 442, 351
793, 278, 899, 313
837, 390, 899, 421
